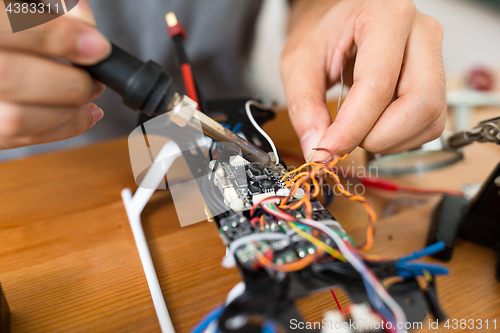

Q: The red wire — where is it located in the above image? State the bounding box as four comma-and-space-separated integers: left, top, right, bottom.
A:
250, 196, 285, 216
359, 176, 464, 197
250, 217, 260, 228
330, 289, 343, 316
279, 149, 464, 197
180, 63, 199, 104
262, 203, 297, 221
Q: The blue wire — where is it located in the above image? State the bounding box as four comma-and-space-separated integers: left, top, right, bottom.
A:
323, 187, 334, 207
362, 276, 394, 324
399, 242, 445, 262
396, 241, 449, 278
232, 122, 243, 134
191, 305, 225, 333
262, 320, 277, 333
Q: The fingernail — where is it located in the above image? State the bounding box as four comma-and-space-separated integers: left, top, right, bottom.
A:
300, 130, 319, 162
91, 80, 105, 100
90, 105, 104, 124
67, 7, 96, 26
78, 31, 111, 60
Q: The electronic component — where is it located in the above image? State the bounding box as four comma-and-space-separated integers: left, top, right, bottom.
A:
348, 304, 384, 333
213, 157, 289, 213
207, 148, 447, 333
193, 92, 448, 333
268, 238, 296, 265
312, 209, 336, 221
321, 311, 351, 333
290, 233, 317, 258
219, 213, 253, 244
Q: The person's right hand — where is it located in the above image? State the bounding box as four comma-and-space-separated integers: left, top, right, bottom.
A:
0, 0, 110, 150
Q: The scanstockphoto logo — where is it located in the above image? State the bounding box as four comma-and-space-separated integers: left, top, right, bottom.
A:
3, 0, 79, 33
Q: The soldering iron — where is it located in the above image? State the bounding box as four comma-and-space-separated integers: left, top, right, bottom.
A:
82, 43, 277, 170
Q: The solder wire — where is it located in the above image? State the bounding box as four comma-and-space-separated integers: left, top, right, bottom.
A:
337, 53, 346, 114
280, 152, 377, 251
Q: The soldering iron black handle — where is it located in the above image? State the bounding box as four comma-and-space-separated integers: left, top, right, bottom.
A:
81, 43, 178, 117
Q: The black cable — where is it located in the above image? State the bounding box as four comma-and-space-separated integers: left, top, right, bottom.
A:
201, 145, 236, 224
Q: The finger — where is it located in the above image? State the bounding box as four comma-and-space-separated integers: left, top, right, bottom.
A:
0, 102, 103, 149
315, 1, 416, 157
377, 109, 446, 154
0, 6, 110, 65
92, 80, 105, 100
281, 38, 333, 161
25, 105, 102, 145
361, 13, 446, 153
0, 51, 97, 105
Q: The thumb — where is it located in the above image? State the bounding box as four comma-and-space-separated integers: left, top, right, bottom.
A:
281, 45, 332, 162
65, 0, 96, 26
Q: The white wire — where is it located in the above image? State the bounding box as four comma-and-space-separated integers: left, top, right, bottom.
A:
245, 100, 279, 164
301, 218, 345, 233
225, 282, 246, 305
228, 232, 289, 256
298, 219, 408, 333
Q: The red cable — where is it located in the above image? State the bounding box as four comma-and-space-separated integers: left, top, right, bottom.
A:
359, 176, 464, 197
360, 177, 399, 192
181, 63, 199, 104
279, 150, 463, 197
330, 289, 343, 316
166, 14, 200, 105
250, 217, 260, 228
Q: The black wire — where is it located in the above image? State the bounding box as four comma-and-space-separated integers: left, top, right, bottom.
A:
313, 260, 397, 280
202, 144, 235, 224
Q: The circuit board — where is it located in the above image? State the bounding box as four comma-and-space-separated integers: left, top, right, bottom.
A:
212, 157, 288, 210
191, 102, 448, 333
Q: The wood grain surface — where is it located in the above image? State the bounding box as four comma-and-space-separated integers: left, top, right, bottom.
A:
0, 104, 499, 333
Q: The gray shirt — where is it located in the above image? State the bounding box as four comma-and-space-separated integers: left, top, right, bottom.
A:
0, 0, 262, 161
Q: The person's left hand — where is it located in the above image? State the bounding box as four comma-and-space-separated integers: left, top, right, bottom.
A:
281, 0, 446, 161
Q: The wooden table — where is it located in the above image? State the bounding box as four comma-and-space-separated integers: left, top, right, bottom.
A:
0, 105, 499, 333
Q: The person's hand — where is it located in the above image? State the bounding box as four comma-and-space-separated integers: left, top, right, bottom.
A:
281, 0, 446, 161
0, 0, 110, 150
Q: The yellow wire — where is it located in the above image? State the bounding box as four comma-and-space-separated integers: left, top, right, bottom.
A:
423, 269, 433, 282
287, 222, 346, 261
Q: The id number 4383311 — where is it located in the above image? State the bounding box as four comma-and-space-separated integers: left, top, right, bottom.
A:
443, 319, 496, 330
5, 2, 62, 14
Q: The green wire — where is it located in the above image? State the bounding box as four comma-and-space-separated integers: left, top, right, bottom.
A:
268, 203, 358, 247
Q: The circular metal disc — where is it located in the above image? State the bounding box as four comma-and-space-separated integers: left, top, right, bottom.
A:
369, 149, 464, 175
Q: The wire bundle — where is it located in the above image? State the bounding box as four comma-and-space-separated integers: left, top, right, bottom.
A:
243, 197, 409, 332
279, 153, 377, 251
